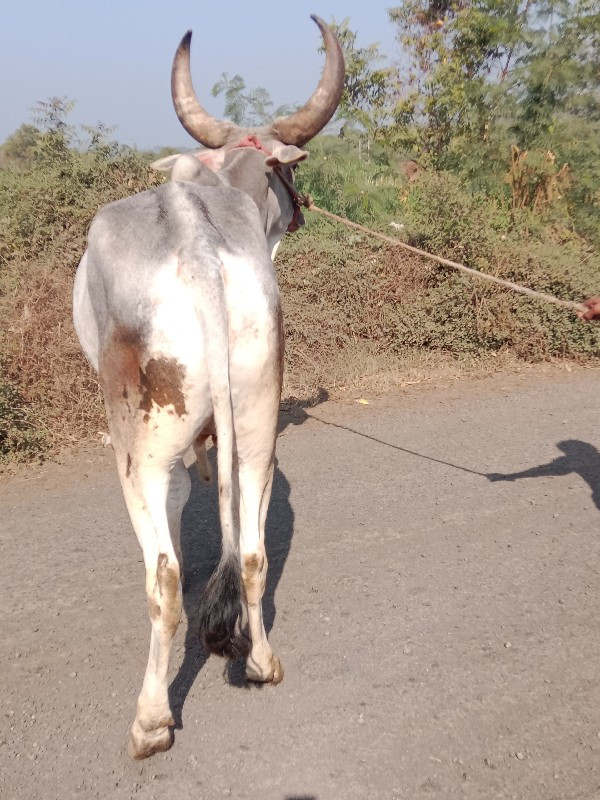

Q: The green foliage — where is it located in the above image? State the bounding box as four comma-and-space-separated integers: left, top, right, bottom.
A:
324, 18, 391, 135
512, 0, 600, 147
297, 135, 400, 222
279, 167, 600, 373
0, 104, 160, 269
557, 118, 600, 245
387, 1, 532, 165
211, 73, 292, 126
402, 171, 504, 268
0, 124, 41, 166
391, 170, 600, 357
327, 5, 599, 247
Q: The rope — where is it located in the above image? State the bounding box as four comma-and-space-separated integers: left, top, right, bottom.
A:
302, 200, 587, 314
269, 151, 585, 314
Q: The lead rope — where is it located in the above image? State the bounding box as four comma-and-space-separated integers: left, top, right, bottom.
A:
274, 169, 587, 315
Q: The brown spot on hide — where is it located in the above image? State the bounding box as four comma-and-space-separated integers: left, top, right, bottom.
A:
243, 553, 260, 572
157, 553, 179, 595
156, 553, 181, 633
157, 553, 169, 583
143, 413, 150, 423
99, 326, 143, 407
126, 453, 132, 477
139, 358, 186, 417
148, 599, 161, 620
242, 552, 265, 607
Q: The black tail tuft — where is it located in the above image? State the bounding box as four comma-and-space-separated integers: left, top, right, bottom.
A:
198, 554, 250, 659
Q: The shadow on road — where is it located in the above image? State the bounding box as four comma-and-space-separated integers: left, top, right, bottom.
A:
486, 439, 600, 511
168, 397, 323, 729
285, 796, 317, 800
306, 412, 486, 478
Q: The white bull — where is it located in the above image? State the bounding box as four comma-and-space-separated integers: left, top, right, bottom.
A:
72, 16, 344, 759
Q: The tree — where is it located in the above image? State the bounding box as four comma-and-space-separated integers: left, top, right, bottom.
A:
324, 18, 391, 136
31, 96, 76, 138
511, 0, 600, 147
30, 96, 77, 164
0, 124, 40, 166
211, 73, 292, 126
387, 1, 536, 166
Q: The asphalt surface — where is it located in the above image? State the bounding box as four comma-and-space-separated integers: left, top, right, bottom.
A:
2, 367, 600, 800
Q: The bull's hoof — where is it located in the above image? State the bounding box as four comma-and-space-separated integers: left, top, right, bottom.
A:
127, 720, 173, 760
246, 654, 284, 685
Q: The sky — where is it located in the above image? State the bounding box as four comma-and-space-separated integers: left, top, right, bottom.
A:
1, 0, 398, 151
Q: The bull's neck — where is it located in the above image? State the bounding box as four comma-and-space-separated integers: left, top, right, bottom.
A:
220, 151, 281, 250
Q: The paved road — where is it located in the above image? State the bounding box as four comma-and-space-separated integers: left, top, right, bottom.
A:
2, 368, 600, 800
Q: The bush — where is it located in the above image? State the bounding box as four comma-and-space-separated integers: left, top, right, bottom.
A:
0, 372, 46, 462
277, 169, 600, 393
0, 132, 162, 457
297, 136, 400, 223
1, 127, 598, 462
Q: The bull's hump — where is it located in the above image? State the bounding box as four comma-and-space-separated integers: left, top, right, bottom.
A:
93, 181, 258, 230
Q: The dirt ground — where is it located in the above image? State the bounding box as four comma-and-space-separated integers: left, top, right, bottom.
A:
3, 366, 600, 800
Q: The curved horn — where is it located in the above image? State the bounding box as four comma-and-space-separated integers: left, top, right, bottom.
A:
270, 15, 345, 147
171, 30, 237, 148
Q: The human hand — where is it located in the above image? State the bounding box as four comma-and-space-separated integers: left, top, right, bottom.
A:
486, 472, 513, 482
577, 297, 600, 321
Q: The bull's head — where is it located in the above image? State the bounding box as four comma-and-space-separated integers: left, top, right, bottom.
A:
153, 15, 344, 252
171, 14, 344, 152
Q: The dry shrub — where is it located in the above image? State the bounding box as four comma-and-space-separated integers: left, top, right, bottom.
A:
1, 253, 104, 450
0, 143, 161, 458
507, 145, 571, 212
276, 198, 600, 400
1, 149, 599, 462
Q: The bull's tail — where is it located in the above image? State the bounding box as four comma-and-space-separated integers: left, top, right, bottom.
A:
193, 258, 249, 660
197, 554, 249, 658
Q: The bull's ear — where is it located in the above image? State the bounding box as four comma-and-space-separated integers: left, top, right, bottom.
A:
195, 148, 226, 171
150, 152, 224, 184
150, 153, 182, 171
265, 144, 309, 167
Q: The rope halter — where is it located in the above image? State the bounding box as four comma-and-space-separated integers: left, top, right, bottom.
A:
233, 135, 313, 232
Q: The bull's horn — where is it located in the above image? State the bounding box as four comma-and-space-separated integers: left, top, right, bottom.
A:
269, 15, 345, 147
171, 30, 237, 148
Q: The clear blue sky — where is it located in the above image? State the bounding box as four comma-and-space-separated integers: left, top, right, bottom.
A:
1, 1, 398, 151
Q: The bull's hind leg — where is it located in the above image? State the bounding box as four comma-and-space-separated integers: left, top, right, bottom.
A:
121, 458, 190, 759
238, 459, 283, 684
99, 328, 208, 758
107, 438, 190, 759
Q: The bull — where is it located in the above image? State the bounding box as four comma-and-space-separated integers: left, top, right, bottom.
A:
72, 16, 344, 758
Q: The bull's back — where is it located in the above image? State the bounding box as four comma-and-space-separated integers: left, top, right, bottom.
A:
74, 180, 278, 374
